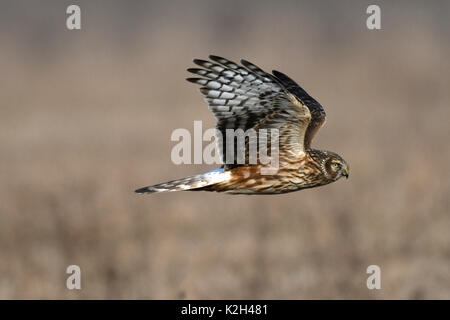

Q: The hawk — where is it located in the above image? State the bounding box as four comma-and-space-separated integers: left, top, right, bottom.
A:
136, 56, 349, 195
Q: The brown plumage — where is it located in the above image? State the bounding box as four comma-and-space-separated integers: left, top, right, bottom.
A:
136, 56, 349, 195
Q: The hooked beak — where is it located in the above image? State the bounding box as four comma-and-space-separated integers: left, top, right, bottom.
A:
342, 168, 349, 179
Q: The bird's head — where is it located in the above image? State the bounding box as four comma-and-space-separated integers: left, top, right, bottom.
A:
323, 152, 349, 181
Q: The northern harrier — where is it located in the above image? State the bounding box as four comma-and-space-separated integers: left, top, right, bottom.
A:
136, 56, 349, 195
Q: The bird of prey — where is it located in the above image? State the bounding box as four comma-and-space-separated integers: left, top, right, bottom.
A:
136, 55, 349, 195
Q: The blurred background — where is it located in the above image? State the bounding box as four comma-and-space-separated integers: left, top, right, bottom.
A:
0, 0, 449, 299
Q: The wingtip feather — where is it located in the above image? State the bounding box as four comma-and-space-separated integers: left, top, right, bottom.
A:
135, 186, 156, 194
186, 77, 200, 84
208, 54, 222, 60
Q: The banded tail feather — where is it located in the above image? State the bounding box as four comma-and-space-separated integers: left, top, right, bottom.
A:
135, 168, 230, 194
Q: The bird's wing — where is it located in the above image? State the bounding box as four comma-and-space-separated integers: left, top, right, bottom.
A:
187, 56, 311, 168
271, 70, 326, 150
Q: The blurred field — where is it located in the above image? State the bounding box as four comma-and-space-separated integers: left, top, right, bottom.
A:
0, 0, 449, 299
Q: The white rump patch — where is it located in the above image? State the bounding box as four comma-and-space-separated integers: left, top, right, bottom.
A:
205, 171, 231, 184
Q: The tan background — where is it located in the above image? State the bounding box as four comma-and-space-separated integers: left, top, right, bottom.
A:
0, 0, 449, 299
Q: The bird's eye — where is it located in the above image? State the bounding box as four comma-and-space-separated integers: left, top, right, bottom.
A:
332, 163, 340, 168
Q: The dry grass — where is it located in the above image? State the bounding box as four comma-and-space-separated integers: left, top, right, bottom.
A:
0, 0, 449, 299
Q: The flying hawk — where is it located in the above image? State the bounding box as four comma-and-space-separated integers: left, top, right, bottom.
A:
136, 56, 349, 195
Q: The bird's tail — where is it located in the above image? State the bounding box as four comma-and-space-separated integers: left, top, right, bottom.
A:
135, 168, 229, 194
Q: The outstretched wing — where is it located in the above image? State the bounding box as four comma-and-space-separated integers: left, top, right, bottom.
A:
272, 70, 326, 149
187, 56, 312, 168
